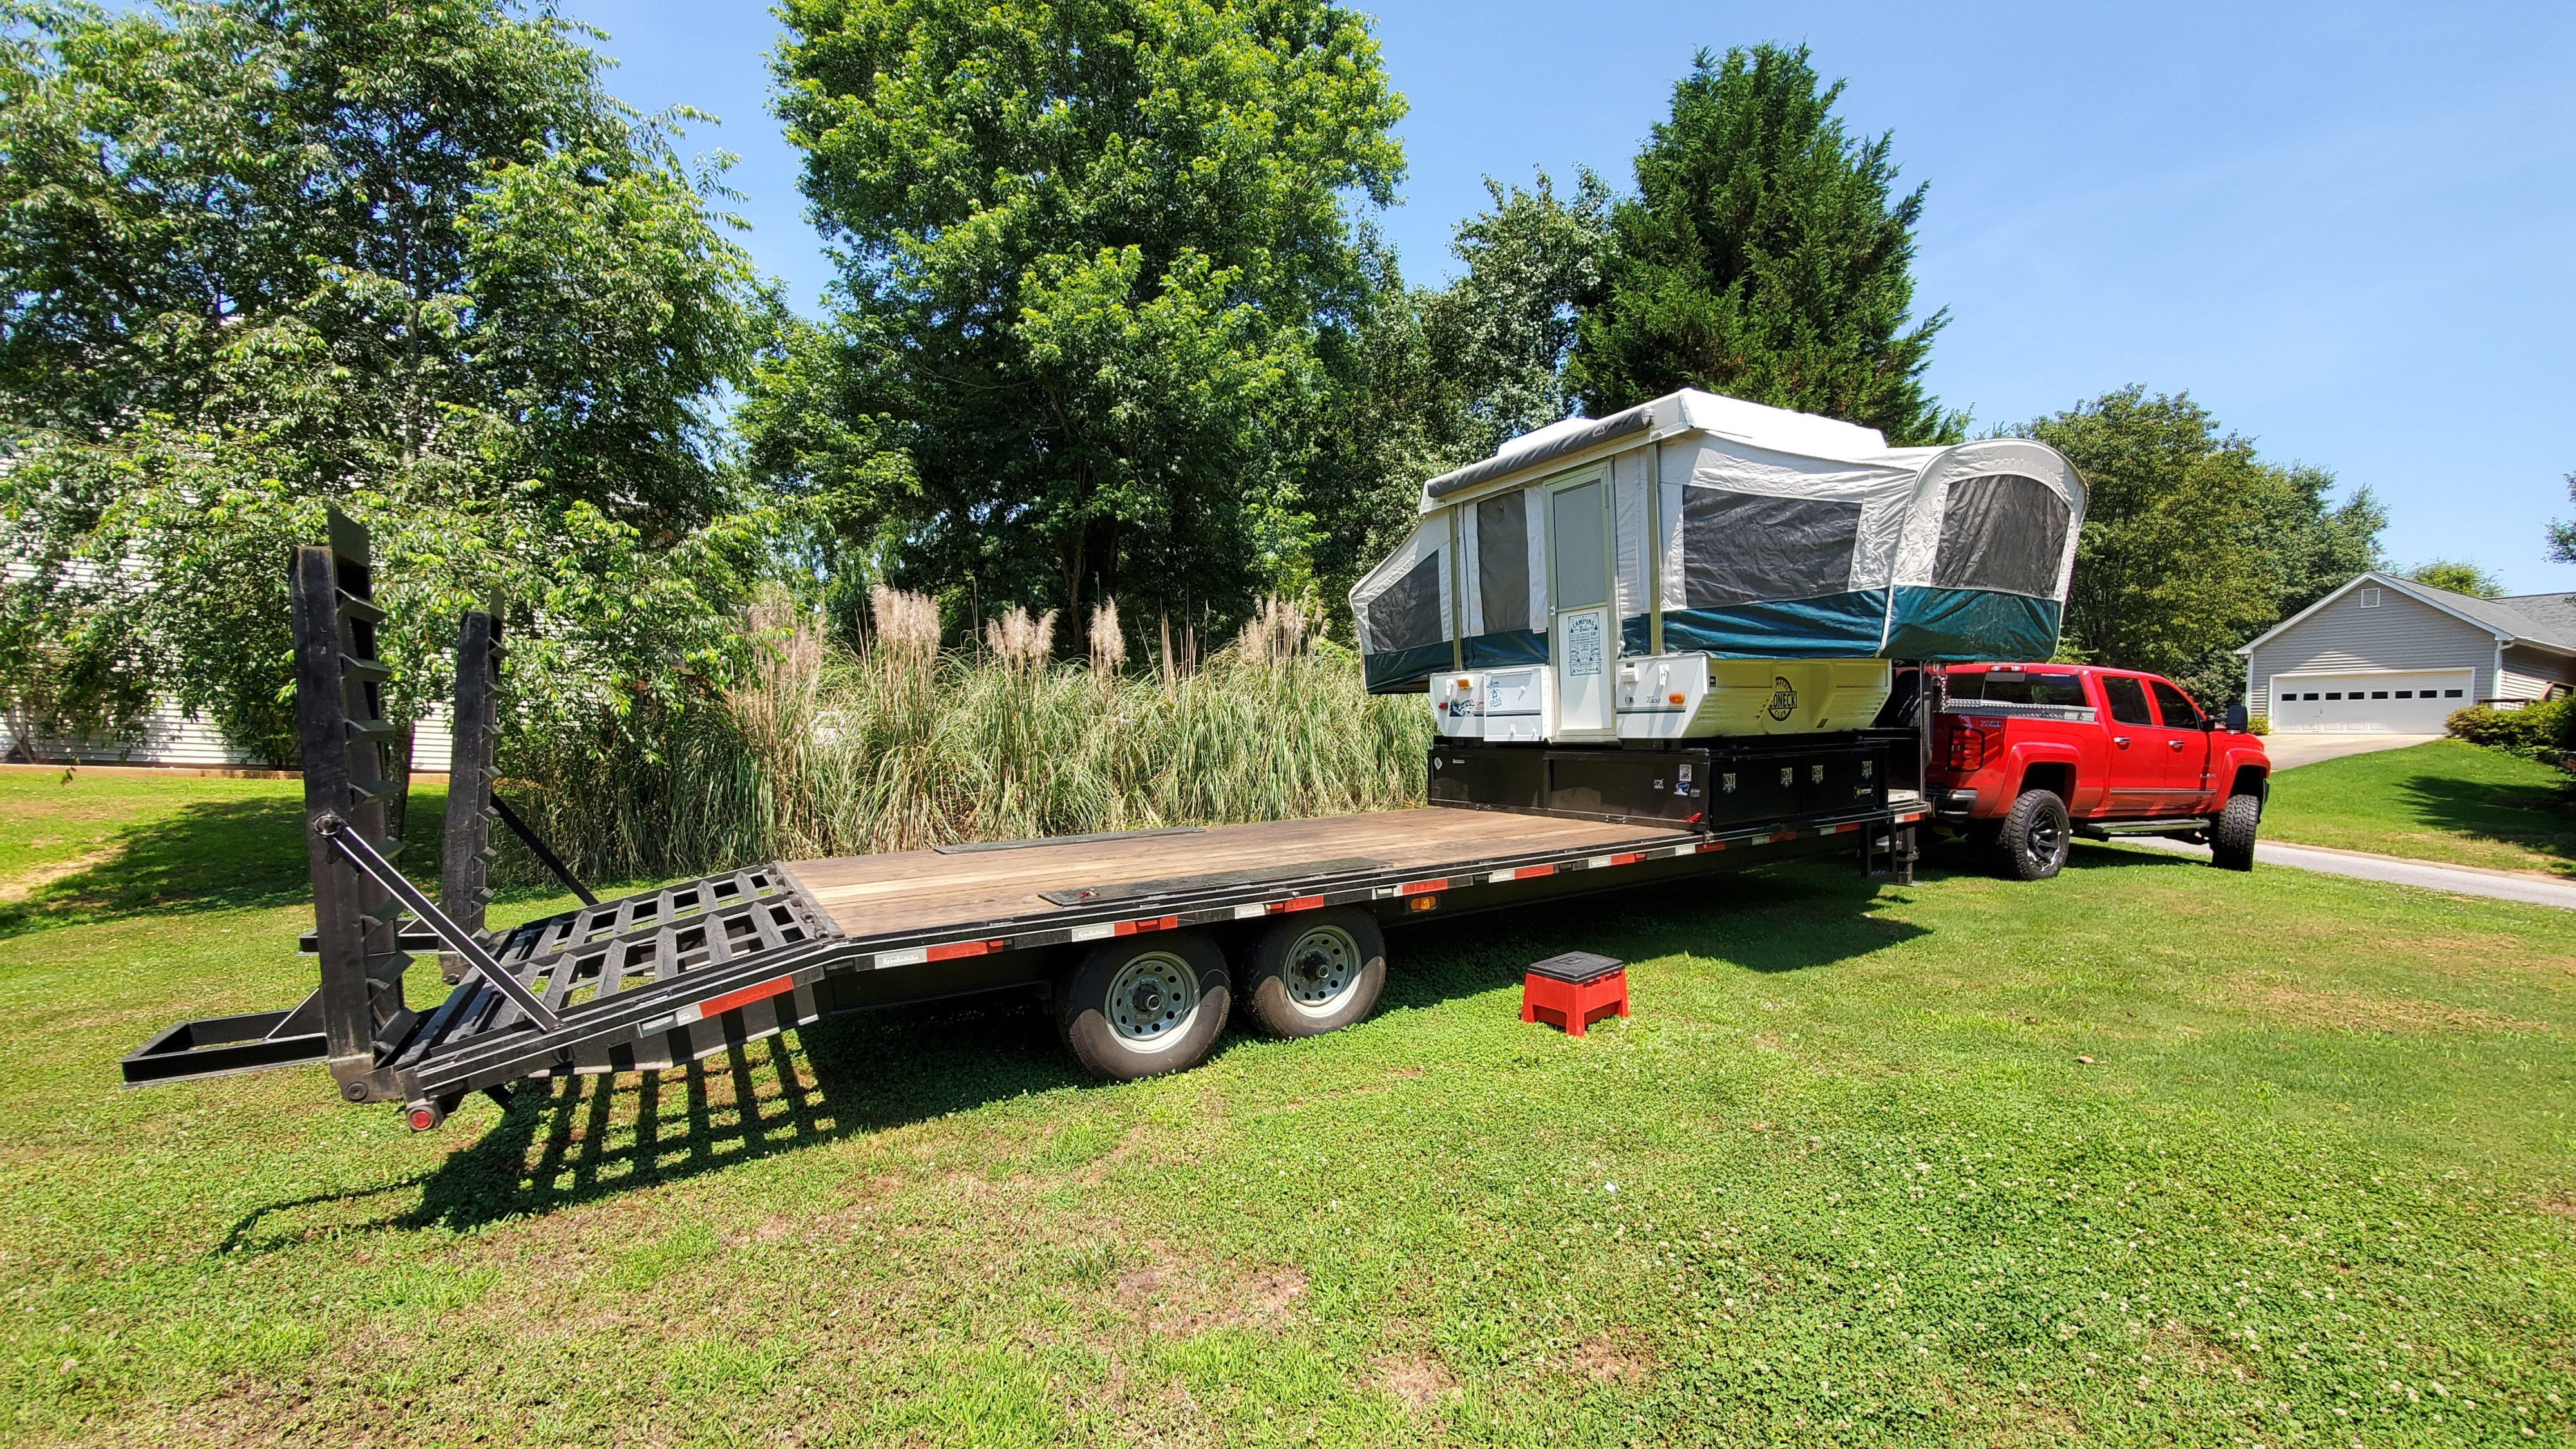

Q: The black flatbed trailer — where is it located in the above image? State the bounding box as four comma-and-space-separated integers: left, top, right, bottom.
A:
119, 516, 1927, 1128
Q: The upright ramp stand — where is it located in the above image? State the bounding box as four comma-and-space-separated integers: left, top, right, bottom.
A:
297, 511, 419, 1102
440, 603, 502, 984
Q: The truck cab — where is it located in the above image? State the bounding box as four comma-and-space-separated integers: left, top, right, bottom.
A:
1925, 663, 2271, 879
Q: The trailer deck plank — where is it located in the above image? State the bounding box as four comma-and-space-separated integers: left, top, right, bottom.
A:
780, 808, 1689, 936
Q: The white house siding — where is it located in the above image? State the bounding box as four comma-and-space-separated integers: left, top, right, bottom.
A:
2246, 587, 2502, 714
7, 704, 455, 772
2497, 644, 2576, 702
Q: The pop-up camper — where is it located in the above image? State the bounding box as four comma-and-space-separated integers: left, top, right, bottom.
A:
1349, 389, 2086, 744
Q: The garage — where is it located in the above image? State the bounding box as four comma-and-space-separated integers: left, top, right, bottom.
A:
2265, 670, 2470, 733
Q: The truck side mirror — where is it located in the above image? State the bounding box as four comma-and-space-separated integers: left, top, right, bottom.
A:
2222, 703, 2248, 732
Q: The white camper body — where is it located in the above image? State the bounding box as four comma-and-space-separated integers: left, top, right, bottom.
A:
1356, 390, 2085, 744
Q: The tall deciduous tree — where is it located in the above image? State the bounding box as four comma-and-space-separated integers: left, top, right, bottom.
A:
2016, 387, 2383, 705
2547, 473, 2576, 566
1570, 44, 1960, 444
2403, 560, 2503, 598
0, 0, 761, 762
766, 0, 1405, 630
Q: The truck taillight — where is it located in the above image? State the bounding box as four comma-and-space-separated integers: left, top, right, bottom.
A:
1944, 724, 1995, 770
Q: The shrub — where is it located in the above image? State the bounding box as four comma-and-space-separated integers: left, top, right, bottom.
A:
2447, 698, 2576, 759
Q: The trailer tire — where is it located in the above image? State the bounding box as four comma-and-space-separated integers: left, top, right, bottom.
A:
1237, 908, 1386, 1039
1993, 788, 2070, 881
1057, 933, 1231, 1083
2209, 792, 2260, 872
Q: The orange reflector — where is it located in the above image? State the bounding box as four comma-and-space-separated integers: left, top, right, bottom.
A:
1407, 895, 1438, 912
1667, 692, 1686, 704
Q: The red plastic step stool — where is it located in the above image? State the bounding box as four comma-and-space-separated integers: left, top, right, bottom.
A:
1522, 951, 1628, 1036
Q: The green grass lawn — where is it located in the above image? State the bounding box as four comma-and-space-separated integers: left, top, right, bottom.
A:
0, 771, 2570, 1446
2262, 739, 2576, 877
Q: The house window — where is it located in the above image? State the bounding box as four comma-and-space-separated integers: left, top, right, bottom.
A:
2394, 690, 2412, 698
2372, 691, 2389, 699
2325, 692, 2342, 700
2306, 692, 2319, 699
2358, 588, 2381, 607
2445, 689, 2463, 697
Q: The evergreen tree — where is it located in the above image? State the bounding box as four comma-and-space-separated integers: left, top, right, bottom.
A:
1570, 44, 1960, 444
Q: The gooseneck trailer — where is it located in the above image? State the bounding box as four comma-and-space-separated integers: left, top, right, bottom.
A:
124, 391, 2087, 1130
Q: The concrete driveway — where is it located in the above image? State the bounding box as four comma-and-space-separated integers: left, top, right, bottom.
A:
2262, 732, 2444, 771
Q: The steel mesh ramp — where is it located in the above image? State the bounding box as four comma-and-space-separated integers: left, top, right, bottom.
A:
392, 865, 840, 1084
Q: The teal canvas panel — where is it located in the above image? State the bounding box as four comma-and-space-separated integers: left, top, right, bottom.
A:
1884, 586, 2061, 661
1463, 629, 1548, 668
1363, 640, 1456, 693
1653, 591, 1890, 658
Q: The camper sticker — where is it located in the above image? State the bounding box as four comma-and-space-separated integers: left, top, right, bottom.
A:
1566, 615, 1604, 676
1766, 677, 1798, 721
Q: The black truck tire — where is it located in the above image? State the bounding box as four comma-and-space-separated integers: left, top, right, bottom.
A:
1057, 933, 1232, 1082
1237, 907, 1387, 1039
1993, 788, 2071, 881
2210, 792, 2260, 871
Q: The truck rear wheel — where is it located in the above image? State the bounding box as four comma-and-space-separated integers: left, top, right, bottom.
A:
1237, 907, 1386, 1039
1994, 788, 2070, 881
1057, 933, 1231, 1082
2210, 792, 2260, 871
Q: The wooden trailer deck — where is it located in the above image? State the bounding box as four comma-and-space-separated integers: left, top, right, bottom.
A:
779, 808, 1687, 937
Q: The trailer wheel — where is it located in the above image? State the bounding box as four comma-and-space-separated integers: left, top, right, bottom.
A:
1238, 908, 1386, 1039
1993, 788, 2070, 881
2209, 792, 2260, 871
1057, 933, 1231, 1082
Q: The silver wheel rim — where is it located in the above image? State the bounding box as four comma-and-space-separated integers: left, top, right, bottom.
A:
1105, 951, 1201, 1050
1279, 923, 1363, 1016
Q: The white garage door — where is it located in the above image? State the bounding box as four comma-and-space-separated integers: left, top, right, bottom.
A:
2267, 670, 2470, 733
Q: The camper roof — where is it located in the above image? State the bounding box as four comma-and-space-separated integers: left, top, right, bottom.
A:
1417, 389, 1897, 512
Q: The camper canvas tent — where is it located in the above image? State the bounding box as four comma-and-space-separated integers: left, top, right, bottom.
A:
1349, 389, 2086, 694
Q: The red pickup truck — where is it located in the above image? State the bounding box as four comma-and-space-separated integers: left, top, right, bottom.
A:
1923, 663, 2271, 880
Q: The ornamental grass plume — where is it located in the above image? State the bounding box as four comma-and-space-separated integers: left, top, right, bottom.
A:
983, 605, 1057, 670
1088, 600, 1125, 676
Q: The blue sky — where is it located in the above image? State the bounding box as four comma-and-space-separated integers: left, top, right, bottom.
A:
565, 0, 2576, 592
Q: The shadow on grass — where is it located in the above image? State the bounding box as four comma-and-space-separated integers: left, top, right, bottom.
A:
0, 796, 314, 938
2393, 771, 2576, 871
220, 996, 1090, 1247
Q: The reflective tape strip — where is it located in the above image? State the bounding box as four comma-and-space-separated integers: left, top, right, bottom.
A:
1896, 811, 1925, 824
1609, 851, 1647, 866
699, 974, 797, 1018
1697, 840, 1727, 853
1827, 822, 1859, 835
1070, 922, 1117, 942
927, 938, 1008, 961
1768, 831, 1799, 843
1397, 878, 1447, 896
1116, 914, 1179, 935
1586, 855, 1613, 869
1490, 864, 1555, 883
1660, 843, 1696, 858
1232, 904, 1270, 920
1268, 895, 1325, 913
874, 947, 927, 969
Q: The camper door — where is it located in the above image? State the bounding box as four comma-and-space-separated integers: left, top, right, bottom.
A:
1547, 469, 1616, 739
